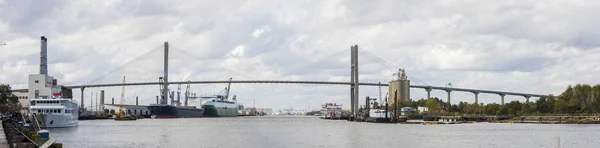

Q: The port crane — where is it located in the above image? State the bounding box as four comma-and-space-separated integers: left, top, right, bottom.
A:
115, 76, 136, 121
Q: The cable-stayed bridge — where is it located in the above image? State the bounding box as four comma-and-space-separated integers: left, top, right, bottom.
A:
12, 41, 549, 116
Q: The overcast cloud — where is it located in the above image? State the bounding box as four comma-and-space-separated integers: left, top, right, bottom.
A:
1, 0, 600, 110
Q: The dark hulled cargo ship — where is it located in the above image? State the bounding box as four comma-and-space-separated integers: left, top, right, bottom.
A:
147, 104, 205, 118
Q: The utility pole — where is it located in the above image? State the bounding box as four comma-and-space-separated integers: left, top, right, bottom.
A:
90, 92, 93, 112
379, 82, 382, 105
95, 92, 98, 111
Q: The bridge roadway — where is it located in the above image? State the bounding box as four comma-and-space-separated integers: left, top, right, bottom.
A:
13, 80, 547, 101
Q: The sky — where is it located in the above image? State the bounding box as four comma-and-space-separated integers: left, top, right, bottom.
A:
1, 0, 599, 111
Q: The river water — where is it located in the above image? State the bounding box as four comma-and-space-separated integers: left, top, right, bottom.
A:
48, 116, 600, 148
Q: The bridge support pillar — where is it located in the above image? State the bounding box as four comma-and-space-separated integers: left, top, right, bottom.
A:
445, 90, 451, 106
349, 45, 359, 117
499, 94, 505, 105
525, 96, 531, 104
80, 87, 85, 109
473, 92, 479, 105
425, 87, 432, 99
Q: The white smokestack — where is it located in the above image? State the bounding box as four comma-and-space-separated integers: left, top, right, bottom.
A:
40, 36, 48, 75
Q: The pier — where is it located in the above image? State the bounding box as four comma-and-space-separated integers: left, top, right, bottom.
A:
1, 120, 7, 148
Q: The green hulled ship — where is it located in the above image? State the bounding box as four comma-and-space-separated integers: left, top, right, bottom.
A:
200, 78, 239, 117
201, 95, 239, 117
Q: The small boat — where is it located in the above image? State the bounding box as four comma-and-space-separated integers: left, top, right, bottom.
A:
115, 114, 136, 121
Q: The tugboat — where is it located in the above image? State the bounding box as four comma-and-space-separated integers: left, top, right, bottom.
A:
115, 76, 136, 121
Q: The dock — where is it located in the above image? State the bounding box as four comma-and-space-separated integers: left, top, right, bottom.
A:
2, 115, 63, 148
1, 121, 8, 148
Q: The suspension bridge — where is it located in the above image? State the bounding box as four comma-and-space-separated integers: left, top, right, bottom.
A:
12, 40, 549, 117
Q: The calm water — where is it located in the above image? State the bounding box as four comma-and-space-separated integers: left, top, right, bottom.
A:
48, 116, 600, 148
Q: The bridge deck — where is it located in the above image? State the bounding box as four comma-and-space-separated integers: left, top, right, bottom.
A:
12, 80, 548, 98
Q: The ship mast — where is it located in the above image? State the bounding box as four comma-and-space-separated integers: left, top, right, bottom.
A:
225, 77, 232, 99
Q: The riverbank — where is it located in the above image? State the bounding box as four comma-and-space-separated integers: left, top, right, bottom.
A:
329, 115, 600, 124
1, 115, 63, 148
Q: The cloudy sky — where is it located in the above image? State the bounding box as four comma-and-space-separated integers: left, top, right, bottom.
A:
1, 0, 599, 110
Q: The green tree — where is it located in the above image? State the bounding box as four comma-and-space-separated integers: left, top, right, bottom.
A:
0, 84, 22, 114
109, 109, 116, 115
521, 104, 529, 115
546, 95, 556, 114
425, 98, 441, 111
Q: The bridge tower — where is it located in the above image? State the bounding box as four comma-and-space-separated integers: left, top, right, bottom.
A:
350, 45, 359, 116
161, 42, 169, 105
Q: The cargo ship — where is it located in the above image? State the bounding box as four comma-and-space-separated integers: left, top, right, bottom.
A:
147, 104, 205, 118
148, 80, 205, 118
201, 78, 239, 117
201, 95, 239, 117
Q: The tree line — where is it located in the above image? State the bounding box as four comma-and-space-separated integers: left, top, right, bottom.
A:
377, 84, 600, 116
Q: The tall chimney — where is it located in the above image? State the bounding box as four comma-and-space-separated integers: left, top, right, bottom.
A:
156, 96, 159, 104
136, 96, 139, 106
40, 36, 48, 75
112, 98, 114, 105
100, 90, 105, 111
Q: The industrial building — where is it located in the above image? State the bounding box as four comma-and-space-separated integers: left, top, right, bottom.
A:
13, 92, 29, 111
388, 69, 410, 105
10, 36, 73, 113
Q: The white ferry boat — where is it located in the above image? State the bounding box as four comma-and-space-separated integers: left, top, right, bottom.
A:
29, 97, 79, 128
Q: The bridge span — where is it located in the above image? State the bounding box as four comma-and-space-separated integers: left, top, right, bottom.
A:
13, 80, 548, 105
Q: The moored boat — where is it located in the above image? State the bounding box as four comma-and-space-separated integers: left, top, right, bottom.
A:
148, 104, 205, 118
30, 98, 79, 128
201, 95, 238, 117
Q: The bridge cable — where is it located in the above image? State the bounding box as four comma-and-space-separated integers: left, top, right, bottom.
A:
357, 48, 431, 86
272, 48, 350, 81
168, 46, 257, 80
85, 45, 163, 85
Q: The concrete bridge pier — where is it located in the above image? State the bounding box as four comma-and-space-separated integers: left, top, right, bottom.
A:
525, 96, 531, 104
473, 92, 479, 105
80, 87, 85, 109
425, 87, 432, 99
445, 90, 451, 105
499, 94, 505, 105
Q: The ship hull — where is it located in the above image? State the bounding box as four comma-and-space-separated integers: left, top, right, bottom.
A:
202, 102, 238, 117
147, 105, 205, 118
40, 114, 79, 128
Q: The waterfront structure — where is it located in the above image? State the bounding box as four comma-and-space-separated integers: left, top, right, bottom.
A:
26, 36, 79, 128
418, 106, 429, 113
12, 92, 29, 112
103, 104, 150, 116
321, 103, 343, 119
258, 108, 273, 115
400, 107, 416, 116
388, 69, 410, 106
244, 107, 257, 116
369, 109, 387, 118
